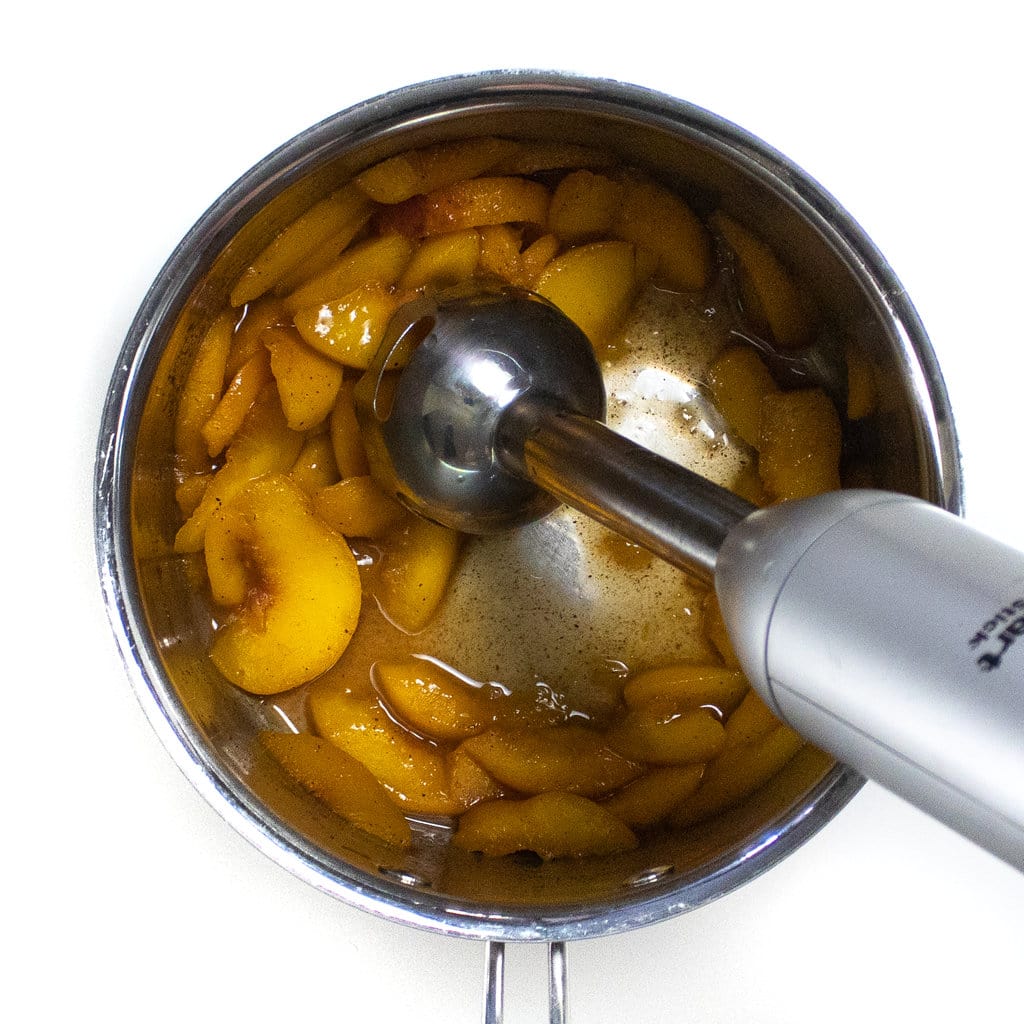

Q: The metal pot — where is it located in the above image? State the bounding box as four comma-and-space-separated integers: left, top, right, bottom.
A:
95, 71, 962, 1019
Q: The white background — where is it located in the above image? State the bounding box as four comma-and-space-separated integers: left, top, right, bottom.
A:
6, 2, 1024, 1021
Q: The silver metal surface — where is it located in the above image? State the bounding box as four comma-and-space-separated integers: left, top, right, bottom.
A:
717, 490, 1024, 870
484, 941, 505, 1024
548, 942, 568, 1024
95, 71, 963, 946
480, 942, 569, 1024
357, 286, 605, 532
360, 289, 752, 581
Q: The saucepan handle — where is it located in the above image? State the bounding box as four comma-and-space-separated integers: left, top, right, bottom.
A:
482, 940, 568, 1024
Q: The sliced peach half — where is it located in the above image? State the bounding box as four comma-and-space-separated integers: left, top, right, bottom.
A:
308, 688, 459, 816
373, 658, 505, 742
205, 474, 361, 694
453, 792, 638, 859
260, 732, 412, 848
458, 726, 641, 797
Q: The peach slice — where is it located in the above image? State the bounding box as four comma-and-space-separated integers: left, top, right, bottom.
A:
845, 340, 877, 420
354, 137, 520, 204
706, 345, 778, 449
313, 475, 406, 539
601, 764, 705, 828
669, 724, 805, 828
458, 726, 641, 797
289, 432, 339, 495
225, 297, 291, 378
292, 282, 414, 371
702, 590, 742, 669
264, 327, 344, 431
174, 386, 303, 553
548, 170, 622, 244
622, 663, 749, 718
200, 347, 273, 458
377, 176, 550, 238
447, 747, 505, 809
605, 706, 726, 765
375, 516, 461, 633
281, 234, 414, 314
308, 688, 459, 816
758, 387, 842, 502
230, 185, 372, 307
206, 474, 361, 694
374, 658, 503, 742
710, 211, 814, 349
260, 732, 412, 848
723, 690, 782, 749
399, 229, 481, 290
534, 240, 647, 347
173, 312, 233, 475
329, 379, 370, 478
613, 178, 711, 291
453, 792, 638, 859
477, 224, 525, 284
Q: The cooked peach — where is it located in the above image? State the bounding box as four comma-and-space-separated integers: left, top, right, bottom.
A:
200, 347, 273, 458
231, 186, 373, 307
354, 137, 519, 204
329, 379, 370, 478
702, 590, 741, 669
758, 387, 842, 501
292, 282, 414, 371
548, 170, 622, 243
225, 297, 290, 378
723, 690, 782, 748
711, 211, 814, 349
447, 747, 505, 809
453, 792, 638, 859
174, 312, 233, 475
313, 475, 406, 538
477, 224, 525, 284
399, 229, 480, 290
281, 234, 414, 314
534, 240, 647, 347
601, 764, 705, 828
517, 233, 560, 287
606, 706, 726, 765
174, 386, 303, 553
374, 658, 502, 741
205, 474, 361, 695
270, 212, 376, 299
308, 688, 459, 815
260, 731, 412, 847
458, 726, 641, 797
613, 178, 710, 291
378, 176, 550, 238
264, 327, 345, 431
706, 345, 778, 448
375, 516, 461, 633
289, 432, 339, 494
622, 663, 748, 718
669, 725, 805, 828
845, 340, 877, 420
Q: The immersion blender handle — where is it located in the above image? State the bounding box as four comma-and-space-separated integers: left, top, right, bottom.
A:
716, 490, 1024, 870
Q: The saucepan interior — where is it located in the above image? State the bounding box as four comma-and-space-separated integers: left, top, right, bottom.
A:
96, 71, 961, 942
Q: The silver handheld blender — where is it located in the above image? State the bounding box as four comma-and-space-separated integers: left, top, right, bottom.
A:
357, 288, 1024, 871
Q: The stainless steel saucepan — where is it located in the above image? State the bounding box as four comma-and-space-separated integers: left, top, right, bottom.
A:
95, 71, 962, 1020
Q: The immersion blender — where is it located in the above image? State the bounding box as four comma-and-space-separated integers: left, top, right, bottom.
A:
356, 287, 1024, 870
